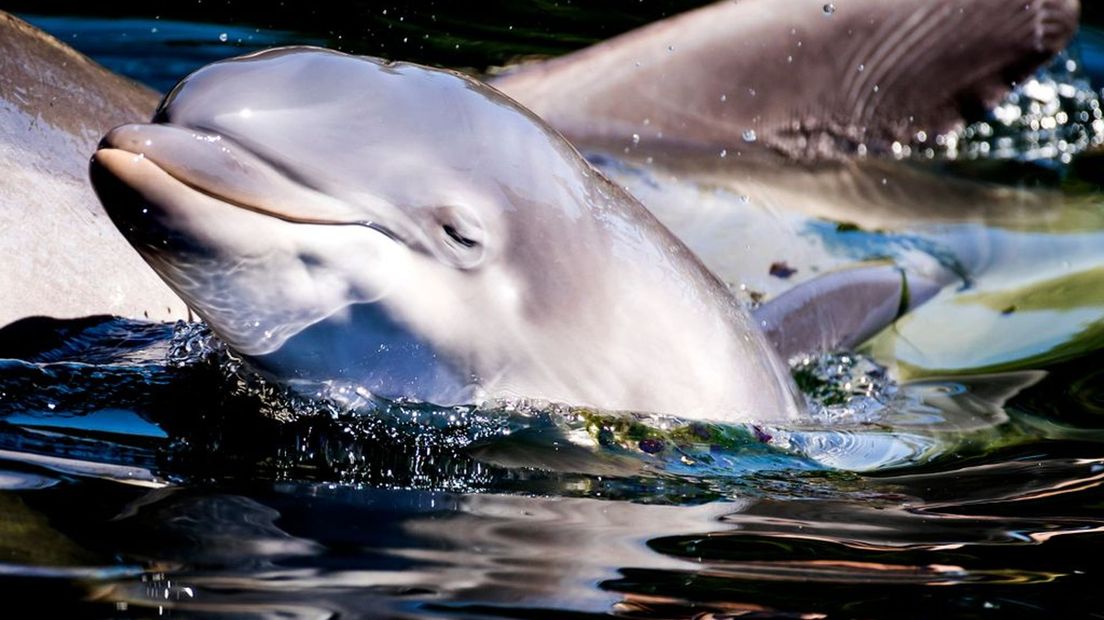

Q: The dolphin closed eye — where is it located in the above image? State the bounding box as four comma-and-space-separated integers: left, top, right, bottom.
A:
89, 48, 806, 423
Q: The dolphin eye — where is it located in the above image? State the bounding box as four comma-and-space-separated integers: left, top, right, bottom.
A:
443, 224, 479, 248
425, 205, 486, 269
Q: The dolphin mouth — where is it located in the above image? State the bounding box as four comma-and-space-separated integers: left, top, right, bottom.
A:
92, 123, 403, 243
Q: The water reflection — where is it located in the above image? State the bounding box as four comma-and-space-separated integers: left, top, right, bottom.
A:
0, 353, 1102, 617
4, 455, 1097, 618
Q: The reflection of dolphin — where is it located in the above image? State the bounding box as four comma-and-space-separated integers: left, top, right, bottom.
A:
90, 49, 819, 422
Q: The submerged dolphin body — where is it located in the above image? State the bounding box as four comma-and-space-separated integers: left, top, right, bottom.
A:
90, 48, 807, 422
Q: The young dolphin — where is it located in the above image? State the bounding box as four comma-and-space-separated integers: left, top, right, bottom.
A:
90, 48, 813, 423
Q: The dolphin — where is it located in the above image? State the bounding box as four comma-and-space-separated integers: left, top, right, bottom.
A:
0, 0, 1081, 328
89, 48, 829, 423
81, 0, 1090, 422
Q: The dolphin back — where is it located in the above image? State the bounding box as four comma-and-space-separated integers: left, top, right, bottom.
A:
492, 0, 1080, 160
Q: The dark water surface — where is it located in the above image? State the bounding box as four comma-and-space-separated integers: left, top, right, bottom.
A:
3, 3, 1104, 618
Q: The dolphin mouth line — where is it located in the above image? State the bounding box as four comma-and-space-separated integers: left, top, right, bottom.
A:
95, 143, 404, 244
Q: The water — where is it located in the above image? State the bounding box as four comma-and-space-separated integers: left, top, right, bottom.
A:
3, 316, 1103, 617
3, 3, 1104, 617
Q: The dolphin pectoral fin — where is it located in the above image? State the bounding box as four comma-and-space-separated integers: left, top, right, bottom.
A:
753, 264, 945, 360
492, 0, 1079, 159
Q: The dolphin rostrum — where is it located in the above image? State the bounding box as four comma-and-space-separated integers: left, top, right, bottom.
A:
90, 48, 824, 423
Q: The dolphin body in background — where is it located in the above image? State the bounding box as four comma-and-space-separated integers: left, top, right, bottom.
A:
0, 0, 1084, 421
493, 0, 1080, 160
0, 12, 189, 323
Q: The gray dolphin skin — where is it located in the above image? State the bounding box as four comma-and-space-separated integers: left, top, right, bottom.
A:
0, 13, 189, 324
89, 48, 805, 422
492, 0, 1080, 159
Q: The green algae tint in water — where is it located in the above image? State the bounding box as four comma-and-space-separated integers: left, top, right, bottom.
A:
2, 2, 1104, 618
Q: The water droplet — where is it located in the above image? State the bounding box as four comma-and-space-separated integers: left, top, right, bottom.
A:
857, 63, 865, 72
742, 129, 758, 143
631, 133, 640, 145
218, 32, 228, 42
787, 55, 793, 63
823, 3, 836, 15
739, 195, 750, 203
720, 148, 727, 158
720, 93, 727, 102
873, 84, 880, 93
667, 45, 675, 52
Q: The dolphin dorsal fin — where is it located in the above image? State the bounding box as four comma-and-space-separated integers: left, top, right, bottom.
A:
492, 0, 1079, 160
752, 264, 944, 360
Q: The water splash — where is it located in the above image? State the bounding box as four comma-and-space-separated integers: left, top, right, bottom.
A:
0, 318, 1074, 494
916, 50, 1104, 165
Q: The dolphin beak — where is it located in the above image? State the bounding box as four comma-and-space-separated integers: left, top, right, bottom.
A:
95, 123, 373, 226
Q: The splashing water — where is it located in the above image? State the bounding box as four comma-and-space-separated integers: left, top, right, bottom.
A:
912, 50, 1104, 165
0, 316, 1051, 496
156, 322, 1062, 477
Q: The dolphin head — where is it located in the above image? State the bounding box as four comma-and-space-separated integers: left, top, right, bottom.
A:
91, 48, 586, 401
91, 47, 803, 420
